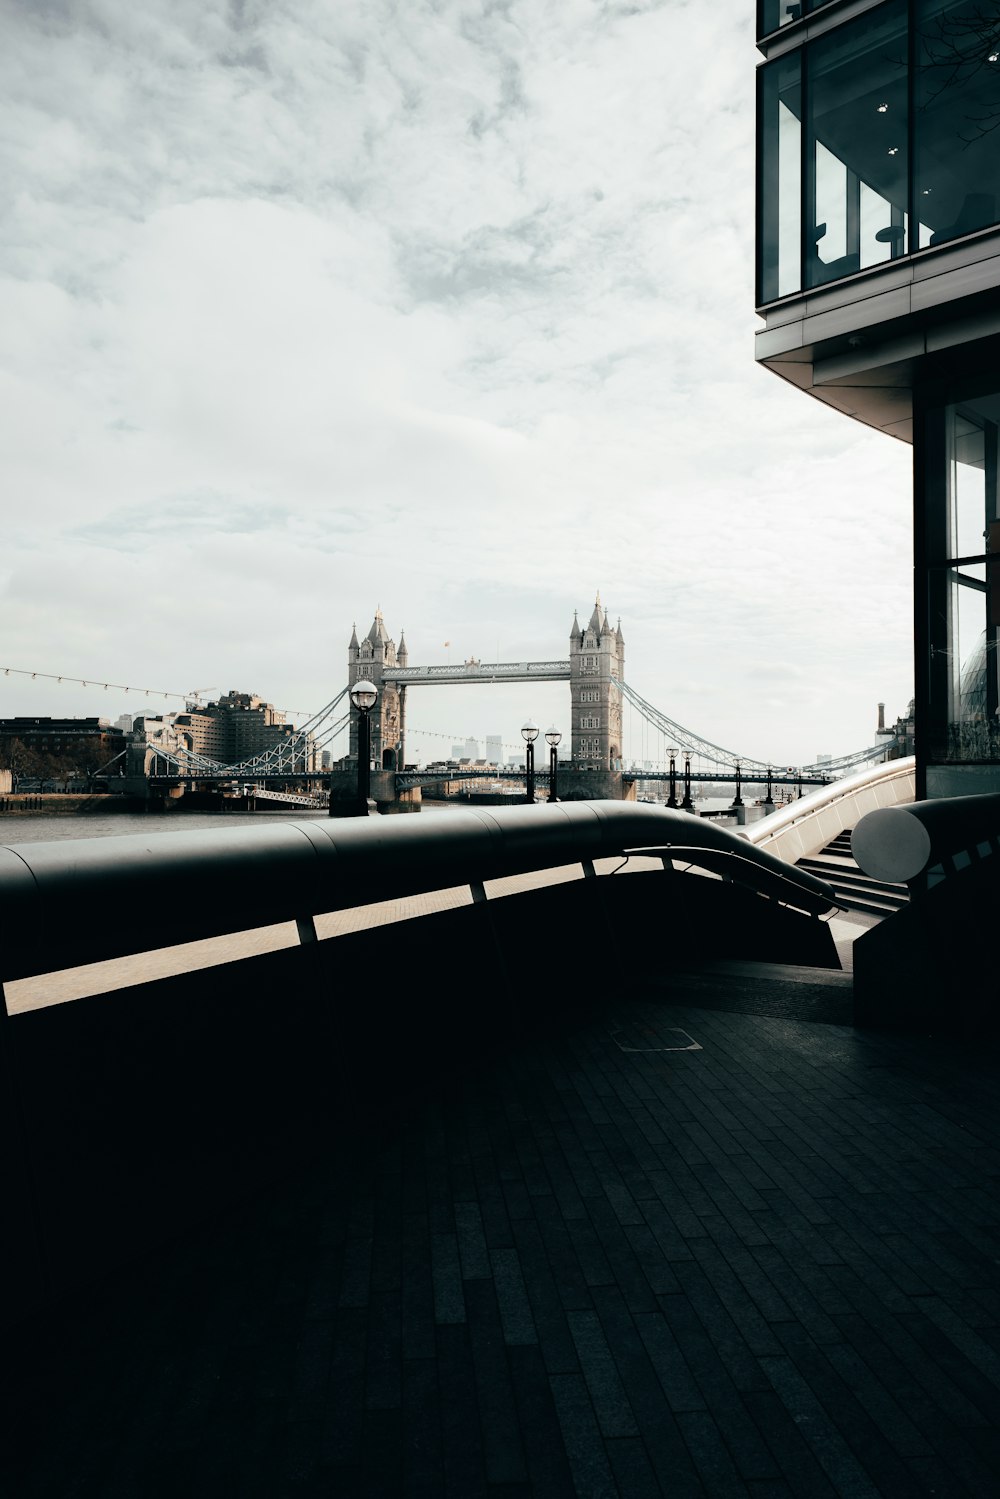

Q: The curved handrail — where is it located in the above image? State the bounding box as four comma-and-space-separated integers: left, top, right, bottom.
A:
0, 800, 838, 982
623, 844, 839, 918
747, 757, 914, 846
746, 757, 915, 865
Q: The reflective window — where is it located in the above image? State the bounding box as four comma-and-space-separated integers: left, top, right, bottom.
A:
757, 0, 1000, 303
807, 1, 909, 288
914, 0, 1000, 248
924, 392, 1000, 763
759, 53, 802, 302
758, 0, 838, 38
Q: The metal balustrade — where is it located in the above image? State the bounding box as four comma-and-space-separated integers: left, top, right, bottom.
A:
0, 801, 837, 989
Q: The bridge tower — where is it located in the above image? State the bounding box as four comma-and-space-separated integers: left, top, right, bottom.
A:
569, 594, 624, 771
348, 608, 404, 769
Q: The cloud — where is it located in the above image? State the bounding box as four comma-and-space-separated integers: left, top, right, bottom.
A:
0, 0, 913, 765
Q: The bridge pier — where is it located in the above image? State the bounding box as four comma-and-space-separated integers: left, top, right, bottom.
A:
553, 769, 635, 802
327, 770, 422, 816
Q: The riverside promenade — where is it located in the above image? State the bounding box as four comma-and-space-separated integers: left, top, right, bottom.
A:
3, 903, 1000, 1498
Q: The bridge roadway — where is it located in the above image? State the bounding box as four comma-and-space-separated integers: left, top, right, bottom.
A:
146, 768, 832, 790
4, 911, 999, 1493
382, 659, 571, 685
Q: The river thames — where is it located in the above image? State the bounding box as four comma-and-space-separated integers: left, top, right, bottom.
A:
0, 800, 474, 843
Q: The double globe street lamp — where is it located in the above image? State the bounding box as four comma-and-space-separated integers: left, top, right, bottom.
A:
521, 720, 562, 803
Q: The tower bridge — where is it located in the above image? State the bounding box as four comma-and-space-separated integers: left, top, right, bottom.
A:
115, 593, 896, 805
351, 595, 626, 776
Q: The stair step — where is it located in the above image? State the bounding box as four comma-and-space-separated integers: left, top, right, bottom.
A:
795, 833, 910, 920
827, 887, 905, 911
798, 860, 908, 896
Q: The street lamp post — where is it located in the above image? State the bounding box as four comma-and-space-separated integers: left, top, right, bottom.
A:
681, 753, 694, 812
545, 725, 561, 802
344, 678, 378, 816
733, 760, 744, 808
666, 748, 678, 808
521, 719, 539, 803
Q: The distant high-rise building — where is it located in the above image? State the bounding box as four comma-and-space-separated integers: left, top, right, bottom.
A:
464, 738, 479, 761
486, 734, 503, 765
451, 744, 465, 760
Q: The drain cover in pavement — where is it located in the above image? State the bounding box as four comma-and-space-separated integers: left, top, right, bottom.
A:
608, 1022, 702, 1053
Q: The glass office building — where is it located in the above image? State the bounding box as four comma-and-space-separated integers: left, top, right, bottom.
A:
756, 0, 1000, 795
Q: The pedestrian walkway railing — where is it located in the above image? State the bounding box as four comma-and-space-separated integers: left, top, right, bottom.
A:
0, 800, 838, 989
623, 844, 842, 914
747, 756, 915, 865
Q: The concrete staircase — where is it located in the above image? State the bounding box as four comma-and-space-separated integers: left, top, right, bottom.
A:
796, 830, 910, 918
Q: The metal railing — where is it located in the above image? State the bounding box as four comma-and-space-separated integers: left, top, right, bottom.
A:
622, 844, 843, 915
0, 801, 837, 987
748, 756, 915, 864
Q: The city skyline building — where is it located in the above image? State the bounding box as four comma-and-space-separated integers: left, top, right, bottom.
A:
138, 690, 318, 771
756, 0, 1000, 796
0, 717, 126, 778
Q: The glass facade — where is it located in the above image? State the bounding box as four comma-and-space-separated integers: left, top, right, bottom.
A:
759, 53, 802, 303
915, 0, 1000, 248
757, 0, 1000, 304
919, 375, 1000, 775
758, 0, 838, 38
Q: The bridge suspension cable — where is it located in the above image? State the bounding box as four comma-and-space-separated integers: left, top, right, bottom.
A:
614, 679, 772, 773
616, 679, 890, 778
799, 744, 890, 774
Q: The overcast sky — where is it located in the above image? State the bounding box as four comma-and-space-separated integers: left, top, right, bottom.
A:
0, 0, 913, 768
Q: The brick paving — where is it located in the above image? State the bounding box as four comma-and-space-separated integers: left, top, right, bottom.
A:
3, 973, 1000, 1497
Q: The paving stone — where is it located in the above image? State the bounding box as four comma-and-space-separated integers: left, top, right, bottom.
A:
506, 1345, 577, 1496
490, 1246, 538, 1346
436, 1323, 487, 1499
566, 1308, 638, 1439
464, 1279, 527, 1487
510, 1217, 582, 1373
430, 1232, 466, 1325
547, 1372, 618, 1499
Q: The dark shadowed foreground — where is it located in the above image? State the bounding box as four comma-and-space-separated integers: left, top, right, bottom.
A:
3, 967, 999, 1498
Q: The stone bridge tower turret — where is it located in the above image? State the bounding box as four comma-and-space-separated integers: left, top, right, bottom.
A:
348, 607, 403, 769
569, 594, 624, 770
